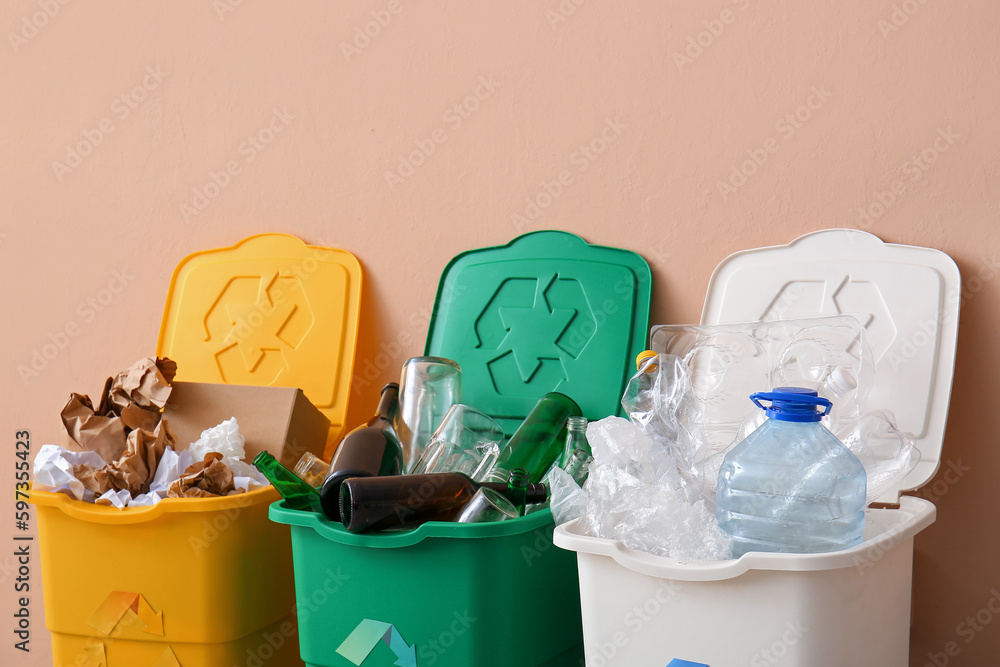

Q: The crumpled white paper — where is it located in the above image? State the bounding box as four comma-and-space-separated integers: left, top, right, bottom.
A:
32, 444, 107, 502
188, 417, 267, 488
149, 445, 194, 495
96, 489, 132, 509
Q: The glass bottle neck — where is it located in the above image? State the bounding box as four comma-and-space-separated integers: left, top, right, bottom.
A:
507, 468, 530, 490
374, 383, 399, 420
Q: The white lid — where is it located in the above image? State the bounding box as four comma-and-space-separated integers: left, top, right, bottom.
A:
701, 229, 960, 502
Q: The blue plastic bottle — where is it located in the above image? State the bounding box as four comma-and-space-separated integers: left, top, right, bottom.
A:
716, 387, 867, 558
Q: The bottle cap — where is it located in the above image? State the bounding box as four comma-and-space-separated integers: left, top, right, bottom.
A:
750, 387, 832, 422
635, 350, 659, 373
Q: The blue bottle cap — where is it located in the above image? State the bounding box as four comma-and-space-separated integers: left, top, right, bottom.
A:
750, 387, 832, 422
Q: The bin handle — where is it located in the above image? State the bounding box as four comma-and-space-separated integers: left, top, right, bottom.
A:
43, 493, 169, 524
305, 514, 436, 547
30, 486, 277, 524
269, 500, 555, 547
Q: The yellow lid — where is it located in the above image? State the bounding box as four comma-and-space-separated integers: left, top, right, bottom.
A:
635, 350, 659, 372
156, 234, 362, 444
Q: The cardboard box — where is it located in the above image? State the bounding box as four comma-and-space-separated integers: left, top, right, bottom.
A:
162, 381, 329, 467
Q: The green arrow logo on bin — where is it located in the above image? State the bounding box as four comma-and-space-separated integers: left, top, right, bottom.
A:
336, 619, 417, 667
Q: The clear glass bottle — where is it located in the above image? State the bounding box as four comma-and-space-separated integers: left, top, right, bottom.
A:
292, 451, 329, 489
394, 357, 462, 471
561, 416, 591, 465
716, 388, 867, 558
562, 449, 594, 486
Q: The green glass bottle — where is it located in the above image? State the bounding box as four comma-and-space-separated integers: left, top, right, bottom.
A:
495, 392, 582, 483
506, 468, 531, 516
339, 471, 548, 533
252, 451, 324, 513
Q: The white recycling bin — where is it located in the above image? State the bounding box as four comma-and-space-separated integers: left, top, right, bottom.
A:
554, 229, 960, 667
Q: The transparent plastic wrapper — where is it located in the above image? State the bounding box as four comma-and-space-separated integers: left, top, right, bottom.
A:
577, 417, 732, 561
547, 466, 588, 527
640, 316, 919, 508
651, 315, 874, 438
837, 410, 919, 505
620, 352, 706, 503
647, 316, 880, 500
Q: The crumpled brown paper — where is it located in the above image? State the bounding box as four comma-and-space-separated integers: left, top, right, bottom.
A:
61, 393, 127, 463
73, 465, 115, 497
167, 452, 244, 498
110, 357, 176, 414
73, 421, 177, 496
61, 357, 176, 463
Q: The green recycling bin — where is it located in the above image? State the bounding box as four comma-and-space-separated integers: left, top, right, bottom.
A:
270, 231, 652, 666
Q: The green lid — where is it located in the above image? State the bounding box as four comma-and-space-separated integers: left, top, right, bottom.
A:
425, 231, 651, 436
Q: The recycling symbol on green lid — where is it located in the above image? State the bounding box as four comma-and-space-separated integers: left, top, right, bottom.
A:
424, 230, 652, 424
476, 274, 596, 397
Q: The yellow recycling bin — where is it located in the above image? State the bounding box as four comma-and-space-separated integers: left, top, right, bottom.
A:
33, 234, 363, 667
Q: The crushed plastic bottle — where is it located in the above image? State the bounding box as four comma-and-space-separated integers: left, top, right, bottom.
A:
837, 410, 918, 505
716, 388, 867, 558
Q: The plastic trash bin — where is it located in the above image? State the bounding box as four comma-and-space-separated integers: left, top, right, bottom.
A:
32, 234, 363, 666
270, 503, 583, 667
33, 487, 299, 667
270, 231, 652, 666
554, 229, 960, 666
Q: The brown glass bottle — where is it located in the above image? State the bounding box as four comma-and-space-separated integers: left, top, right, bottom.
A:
320, 383, 405, 520
340, 471, 548, 533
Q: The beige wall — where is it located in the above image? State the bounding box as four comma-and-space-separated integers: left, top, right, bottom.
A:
2, 1, 998, 665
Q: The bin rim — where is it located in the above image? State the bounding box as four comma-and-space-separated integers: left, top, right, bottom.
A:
553, 495, 936, 582
268, 499, 555, 548
29, 485, 279, 524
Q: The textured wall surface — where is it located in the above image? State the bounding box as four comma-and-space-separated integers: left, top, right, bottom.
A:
2, 2, 998, 665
